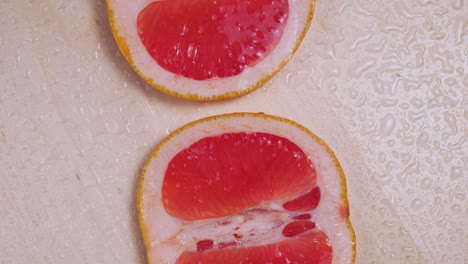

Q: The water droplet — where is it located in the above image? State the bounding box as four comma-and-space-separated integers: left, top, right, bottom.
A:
450, 204, 461, 214
451, 0, 464, 10
440, 254, 448, 263
377, 114, 396, 138
377, 152, 387, 163
410, 198, 424, 210
454, 192, 465, 201
409, 97, 425, 109
434, 187, 443, 194
350, 57, 376, 77
450, 166, 463, 180
444, 78, 457, 86
421, 177, 432, 190
416, 131, 430, 148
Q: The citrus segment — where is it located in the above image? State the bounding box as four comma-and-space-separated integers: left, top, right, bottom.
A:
282, 220, 316, 237
283, 186, 321, 211
138, 113, 356, 263
177, 231, 332, 264
163, 132, 317, 220
107, 0, 315, 100
196, 239, 214, 252
293, 213, 312, 220
137, 0, 289, 80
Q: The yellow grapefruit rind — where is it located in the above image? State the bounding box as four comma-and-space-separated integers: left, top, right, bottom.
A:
106, 1, 316, 101
137, 112, 356, 263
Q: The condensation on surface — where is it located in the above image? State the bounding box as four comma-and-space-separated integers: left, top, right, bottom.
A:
0, 0, 466, 263
293, 1, 467, 263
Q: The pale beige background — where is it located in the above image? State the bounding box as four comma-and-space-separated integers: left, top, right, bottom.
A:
1, 0, 466, 263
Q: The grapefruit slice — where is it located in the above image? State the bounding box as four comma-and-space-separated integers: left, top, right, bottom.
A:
138, 113, 356, 263
106, 0, 315, 101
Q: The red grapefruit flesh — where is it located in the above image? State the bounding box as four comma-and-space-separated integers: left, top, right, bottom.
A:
137, 0, 289, 80
283, 186, 321, 211
138, 113, 356, 263
282, 220, 317, 237
163, 132, 316, 220
177, 231, 332, 264
106, 0, 315, 100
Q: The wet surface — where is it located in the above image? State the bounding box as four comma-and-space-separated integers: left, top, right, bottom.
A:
0, 0, 466, 263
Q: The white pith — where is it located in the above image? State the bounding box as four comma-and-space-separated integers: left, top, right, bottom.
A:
173, 204, 290, 249
140, 113, 354, 263
107, 0, 311, 98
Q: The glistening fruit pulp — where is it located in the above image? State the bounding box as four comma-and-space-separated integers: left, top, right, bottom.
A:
137, 0, 289, 80
163, 132, 332, 263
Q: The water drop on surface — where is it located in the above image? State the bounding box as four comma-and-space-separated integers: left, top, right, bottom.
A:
420, 177, 432, 190
434, 187, 443, 194
410, 198, 424, 211
449, 166, 463, 180
377, 113, 396, 138
454, 192, 465, 201
450, 204, 461, 214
